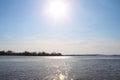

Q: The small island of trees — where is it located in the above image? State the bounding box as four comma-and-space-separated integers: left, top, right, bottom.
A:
0, 50, 62, 56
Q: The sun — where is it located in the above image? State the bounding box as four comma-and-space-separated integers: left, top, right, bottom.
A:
44, 0, 70, 21
48, 0, 67, 19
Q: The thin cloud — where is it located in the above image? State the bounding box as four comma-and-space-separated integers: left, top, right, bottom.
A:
0, 37, 120, 54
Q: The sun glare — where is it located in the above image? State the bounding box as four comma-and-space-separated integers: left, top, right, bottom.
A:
44, 0, 70, 21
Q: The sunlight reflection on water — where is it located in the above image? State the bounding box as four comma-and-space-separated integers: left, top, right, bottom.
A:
46, 56, 71, 59
44, 56, 74, 80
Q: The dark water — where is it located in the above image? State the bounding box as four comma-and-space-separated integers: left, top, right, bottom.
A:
0, 56, 120, 80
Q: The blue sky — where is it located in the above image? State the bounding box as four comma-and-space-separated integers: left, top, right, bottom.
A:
0, 0, 120, 54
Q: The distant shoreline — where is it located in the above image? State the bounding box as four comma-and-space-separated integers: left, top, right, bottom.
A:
0, 50, 62, 56
65, 54, 120, 56
0, 50, 120, 56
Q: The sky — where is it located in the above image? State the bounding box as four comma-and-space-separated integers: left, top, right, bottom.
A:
0, 0, 120, 54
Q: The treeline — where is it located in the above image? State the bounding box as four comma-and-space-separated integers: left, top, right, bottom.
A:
0, 50, 62, 56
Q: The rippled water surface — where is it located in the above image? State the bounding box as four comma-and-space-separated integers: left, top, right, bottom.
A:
0, 56, 120, 80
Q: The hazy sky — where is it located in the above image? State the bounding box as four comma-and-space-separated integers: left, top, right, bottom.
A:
0, 0, 120, 54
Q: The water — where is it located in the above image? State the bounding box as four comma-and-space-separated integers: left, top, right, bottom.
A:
0, 56, 120, 80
